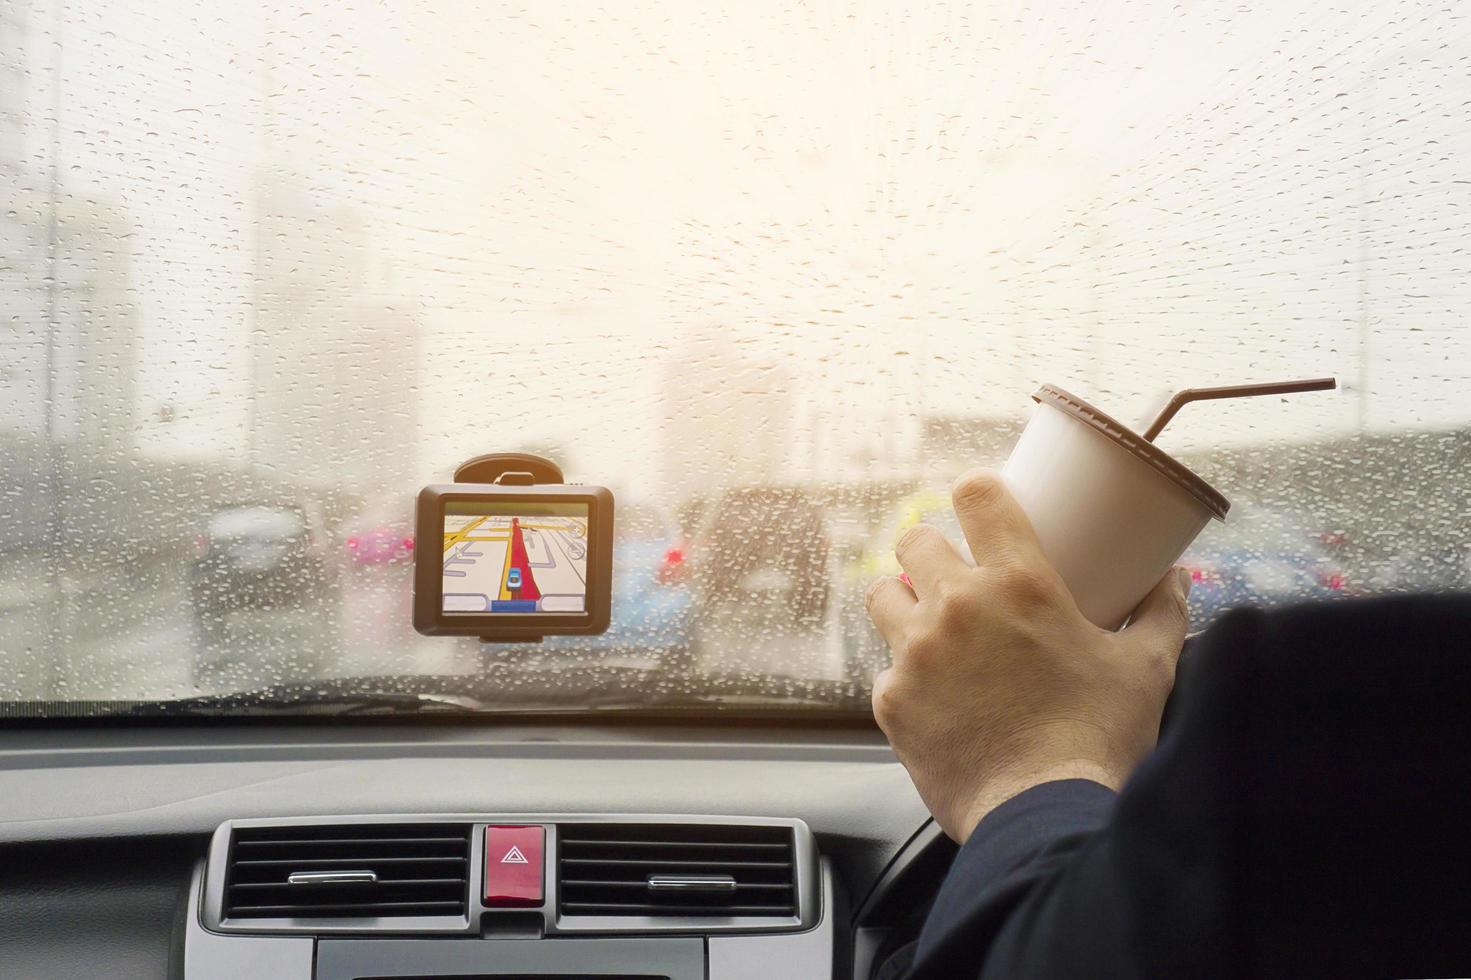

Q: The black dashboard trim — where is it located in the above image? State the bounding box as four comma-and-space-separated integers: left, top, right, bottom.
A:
849, 820, 958, 980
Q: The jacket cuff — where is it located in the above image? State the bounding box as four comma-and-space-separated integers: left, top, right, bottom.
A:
954, 779, 1118, 887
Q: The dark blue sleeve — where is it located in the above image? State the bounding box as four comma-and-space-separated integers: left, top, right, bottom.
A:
900, 597, 1471, 980
906, 780, 1117, 980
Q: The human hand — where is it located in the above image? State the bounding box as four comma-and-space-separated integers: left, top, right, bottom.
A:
865, 468, 1192, 843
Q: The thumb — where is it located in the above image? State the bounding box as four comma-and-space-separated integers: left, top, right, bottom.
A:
1120, 566, 1192, 667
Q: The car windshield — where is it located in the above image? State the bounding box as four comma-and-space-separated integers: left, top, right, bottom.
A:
2, 1, 1467, 716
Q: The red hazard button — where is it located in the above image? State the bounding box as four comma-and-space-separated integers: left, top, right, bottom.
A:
484, 825, 544, 907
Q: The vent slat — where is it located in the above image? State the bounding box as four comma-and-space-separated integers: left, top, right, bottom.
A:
236, 836, 465, 847
557, 823, 797, 919
228, 900, 464, 915
233, 856, 466, 868
560, 857, 790, 869
561, 840, 790, 851
559, 879, 791, 891
224, 824, 471, 920
229, 878, 466, 891
562, 902, 794, 914
233, 825, 466, 841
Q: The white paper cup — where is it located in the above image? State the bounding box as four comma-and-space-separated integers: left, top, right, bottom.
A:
1000, 384, 1230, 630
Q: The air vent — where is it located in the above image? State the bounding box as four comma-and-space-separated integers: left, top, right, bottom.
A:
223, 823, 471, 919
557, 823, 797, 917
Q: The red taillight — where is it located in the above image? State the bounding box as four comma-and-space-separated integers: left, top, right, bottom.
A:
401, 536, 415, 552
1320, 570, 1346, 590
1185, 564, 1222, 587
657, 541, 688, 584
347, 536, 360, 550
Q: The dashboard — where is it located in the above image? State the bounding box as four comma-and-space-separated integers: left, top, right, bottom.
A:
0, 719, 955, 978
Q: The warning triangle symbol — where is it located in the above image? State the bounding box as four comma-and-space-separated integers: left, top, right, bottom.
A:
500, 845, 529, 865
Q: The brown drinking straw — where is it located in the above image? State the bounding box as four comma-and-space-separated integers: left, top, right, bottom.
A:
1142, 378, 1337, 443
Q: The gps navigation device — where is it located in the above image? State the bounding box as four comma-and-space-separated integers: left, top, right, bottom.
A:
413, 462, 613, 641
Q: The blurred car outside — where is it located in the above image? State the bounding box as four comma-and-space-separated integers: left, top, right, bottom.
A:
344, 514, 416, 567
683, 486, 832, 675
1361, 544, 1471, 596
188, 497, 340, 678
536, 500, 694, 672
1179, 501, 1351, 630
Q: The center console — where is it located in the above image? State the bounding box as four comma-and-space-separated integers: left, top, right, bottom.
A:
185, 814, 833, 979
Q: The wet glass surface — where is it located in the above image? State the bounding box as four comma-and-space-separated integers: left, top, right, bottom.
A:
0, 0, 1467, 711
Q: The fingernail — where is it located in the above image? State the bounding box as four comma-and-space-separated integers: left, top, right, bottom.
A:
1177, 566, 1193, 596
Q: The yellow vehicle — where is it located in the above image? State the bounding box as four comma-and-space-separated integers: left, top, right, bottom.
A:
840, 489, 968, 686
847, 489, 965, 583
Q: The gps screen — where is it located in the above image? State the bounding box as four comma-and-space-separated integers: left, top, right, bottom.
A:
441, 500, 589, 614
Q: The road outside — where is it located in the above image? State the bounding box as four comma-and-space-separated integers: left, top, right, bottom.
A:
0, 548, 852, 702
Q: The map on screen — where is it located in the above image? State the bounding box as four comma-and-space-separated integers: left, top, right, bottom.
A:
441, 501, 589, 614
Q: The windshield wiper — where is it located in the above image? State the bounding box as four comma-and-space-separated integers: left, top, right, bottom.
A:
75, 667, 870, 719
107, 684, 490, 718
574, 689, 863, 713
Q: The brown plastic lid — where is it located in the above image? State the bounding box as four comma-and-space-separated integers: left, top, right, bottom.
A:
1033, 384, 1230, 521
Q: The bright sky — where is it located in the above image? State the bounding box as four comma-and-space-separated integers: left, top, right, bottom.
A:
19, 0, 1471, 499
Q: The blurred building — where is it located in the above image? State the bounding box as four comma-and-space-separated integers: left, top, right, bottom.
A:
0, 2, 43, 435
246, 169, 422, 495
0, 0, 139, 448
919, 413, 1028, 480
0, 0, 26, 179
0, 191, 140, 447
658, 330, 794, 505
